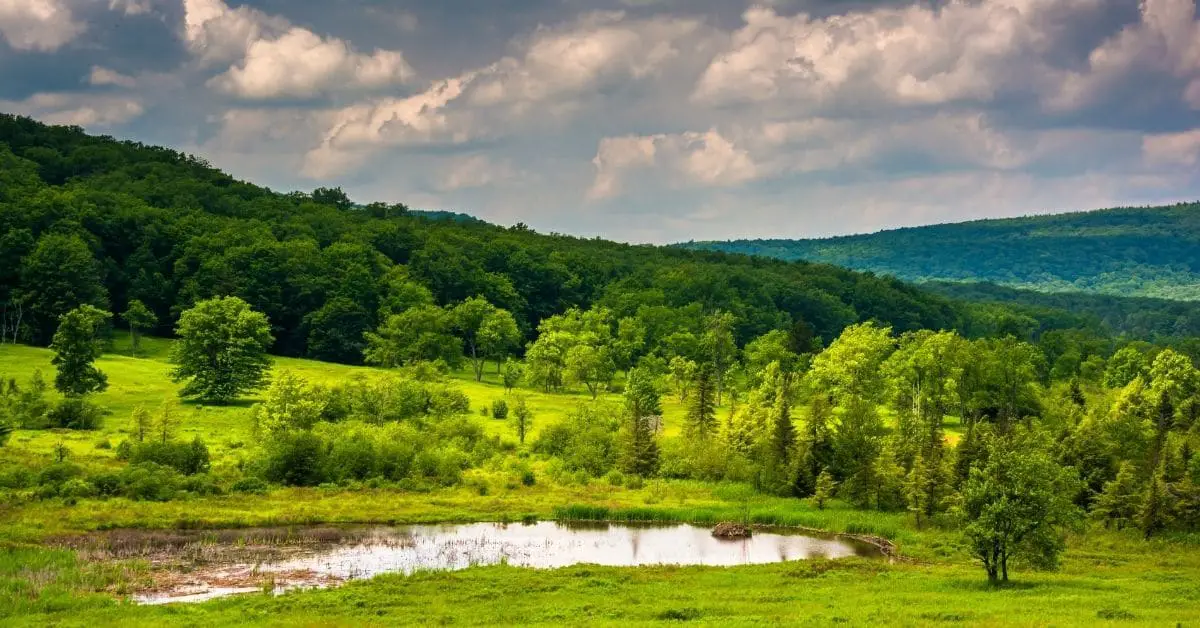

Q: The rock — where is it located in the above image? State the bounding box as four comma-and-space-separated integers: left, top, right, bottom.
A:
711, 522, 752, 538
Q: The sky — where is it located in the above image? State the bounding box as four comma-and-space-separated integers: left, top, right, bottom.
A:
2, 0, 1200, 243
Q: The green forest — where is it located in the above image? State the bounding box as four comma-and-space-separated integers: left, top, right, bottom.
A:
683, 203, 1200, 301
2, 114, 1199, 626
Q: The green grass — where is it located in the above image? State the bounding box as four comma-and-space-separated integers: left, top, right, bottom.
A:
0, 336, 723, 471
2, 339, 1200, 625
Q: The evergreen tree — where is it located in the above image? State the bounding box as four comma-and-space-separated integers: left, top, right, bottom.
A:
620, 368, 661, 477
50, 305, 111, 396
813, 469, 835, 510
1139, 466, 1169, 539
1092, 461, 1142, 530
685, 363, 717, 439
130, 406, 152, 443
906, 454, 931, 528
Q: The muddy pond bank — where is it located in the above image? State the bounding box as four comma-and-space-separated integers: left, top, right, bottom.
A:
64, 521, 885, 604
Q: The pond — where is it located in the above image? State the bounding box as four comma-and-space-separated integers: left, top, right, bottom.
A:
76, 522, 884, 604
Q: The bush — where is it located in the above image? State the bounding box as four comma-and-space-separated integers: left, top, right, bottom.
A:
605, 470, 626, 487
47, 397, 104, 430
0, 468, 35, 489
129, 438, 211, 475
326, 434, 378, 482
231, 477, 269, 494
429, 386, 470, 416
264, 432, 328, 486
491, 399, 509, 419
37, 462, 83, 487
180, 474, 222, 496
59, 478, 97, 499
119, 463, 181, 501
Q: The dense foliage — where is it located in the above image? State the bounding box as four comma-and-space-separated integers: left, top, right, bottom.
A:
684, 203, 1200, 301
0, 113, 1111, 365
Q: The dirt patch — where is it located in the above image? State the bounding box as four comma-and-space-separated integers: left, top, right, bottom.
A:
711, 522, 753, 538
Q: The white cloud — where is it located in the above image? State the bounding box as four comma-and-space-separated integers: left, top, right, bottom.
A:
302, 11, 713, 179
108, 0, 152, 15
302, 76, 475, 178
183, 0, 414, 99
210, 27, 415, 99
1143, 128, 1200, 166
0, 0, 85, 52
589, 129, 758, 199
88, 66, 137, 88
3, 92, 144, 127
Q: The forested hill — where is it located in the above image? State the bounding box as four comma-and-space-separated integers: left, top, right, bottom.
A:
0, 113, 990, 361
681, 203, 1200, 301
2, 113, 1193, 364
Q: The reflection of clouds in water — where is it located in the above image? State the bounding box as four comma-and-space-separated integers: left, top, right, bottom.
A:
142, 522, 881, 604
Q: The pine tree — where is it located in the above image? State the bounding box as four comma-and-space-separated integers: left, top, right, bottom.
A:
813, 469, 835, 510
1092, 461, 1142, 530
156, 400, 180, 444
906, 454, 931, 528
621, 368, 661, 476
130, 406, 152, 443
1138, 466, 1170, 539
685, 363, 717, 439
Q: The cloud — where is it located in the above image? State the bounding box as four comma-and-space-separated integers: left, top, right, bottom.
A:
6, 0, 1200, 242
89, 65, 137, 88
108, 0, 152, 15
182, 0, 414, 100
2, 92, 143, 126
589, 129, 757, 198
210, 27, 415, 99
437, 155, 519, 191
303, 10, 714, 178
1048, 0, 1200, 112
0, 0, 85, 52
1143, 128, 1200, 166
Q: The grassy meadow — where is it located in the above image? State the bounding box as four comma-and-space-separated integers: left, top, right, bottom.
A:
0, 338, 1198, 626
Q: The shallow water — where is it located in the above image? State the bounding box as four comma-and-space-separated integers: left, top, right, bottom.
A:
118, 522, 881, 604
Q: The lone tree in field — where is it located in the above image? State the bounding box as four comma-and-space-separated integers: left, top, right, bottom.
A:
962, 429, 1080, 584
170, 296, 273, 403
122, 299, 157, 356
50, 304, 111, 396
513, 396, 532, 445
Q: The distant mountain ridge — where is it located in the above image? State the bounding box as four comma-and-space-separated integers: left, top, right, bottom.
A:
680, 203, 1200, 301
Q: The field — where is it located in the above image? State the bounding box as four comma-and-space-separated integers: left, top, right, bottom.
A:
1, 339, 1199, 626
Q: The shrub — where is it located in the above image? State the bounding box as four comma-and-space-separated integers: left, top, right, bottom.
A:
429, 386, 470, 417
37, 462, 83, 487
326, 434, 378, 482
491, 399, 509, 419
264, 432, 328, 486
47, 397, 104, 430
119, 462, 181, 501
0, 468, 35, 489
231, 477, 269, 494
180, 474, 222, 496
129, 438, 211, 475
59, 478, 97, 499
92, 472, 121, 496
